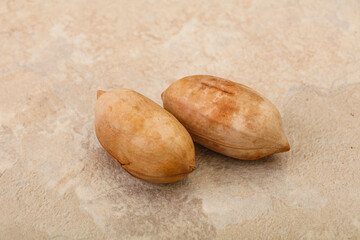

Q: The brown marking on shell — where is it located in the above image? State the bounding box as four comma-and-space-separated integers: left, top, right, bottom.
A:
200, 82, 234, 95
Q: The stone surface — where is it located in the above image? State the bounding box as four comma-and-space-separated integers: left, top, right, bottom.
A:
0, 0, 359, 239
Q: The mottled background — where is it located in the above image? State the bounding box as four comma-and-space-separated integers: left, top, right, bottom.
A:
0, 0, 359, 239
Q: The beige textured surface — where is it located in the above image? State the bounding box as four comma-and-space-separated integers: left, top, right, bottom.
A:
0, 0, 359, 239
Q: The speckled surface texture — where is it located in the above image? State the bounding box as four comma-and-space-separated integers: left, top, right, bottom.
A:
0, 1, 359, 239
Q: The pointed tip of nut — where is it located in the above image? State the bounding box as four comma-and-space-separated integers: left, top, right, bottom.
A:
278, 140, 290, 153
285, 142, 290, 151
181, 163, 196, 175
282, 142, 291, 152
273, 128, 290, 153
97, 90, 106, 99
189, 164, 196, 172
